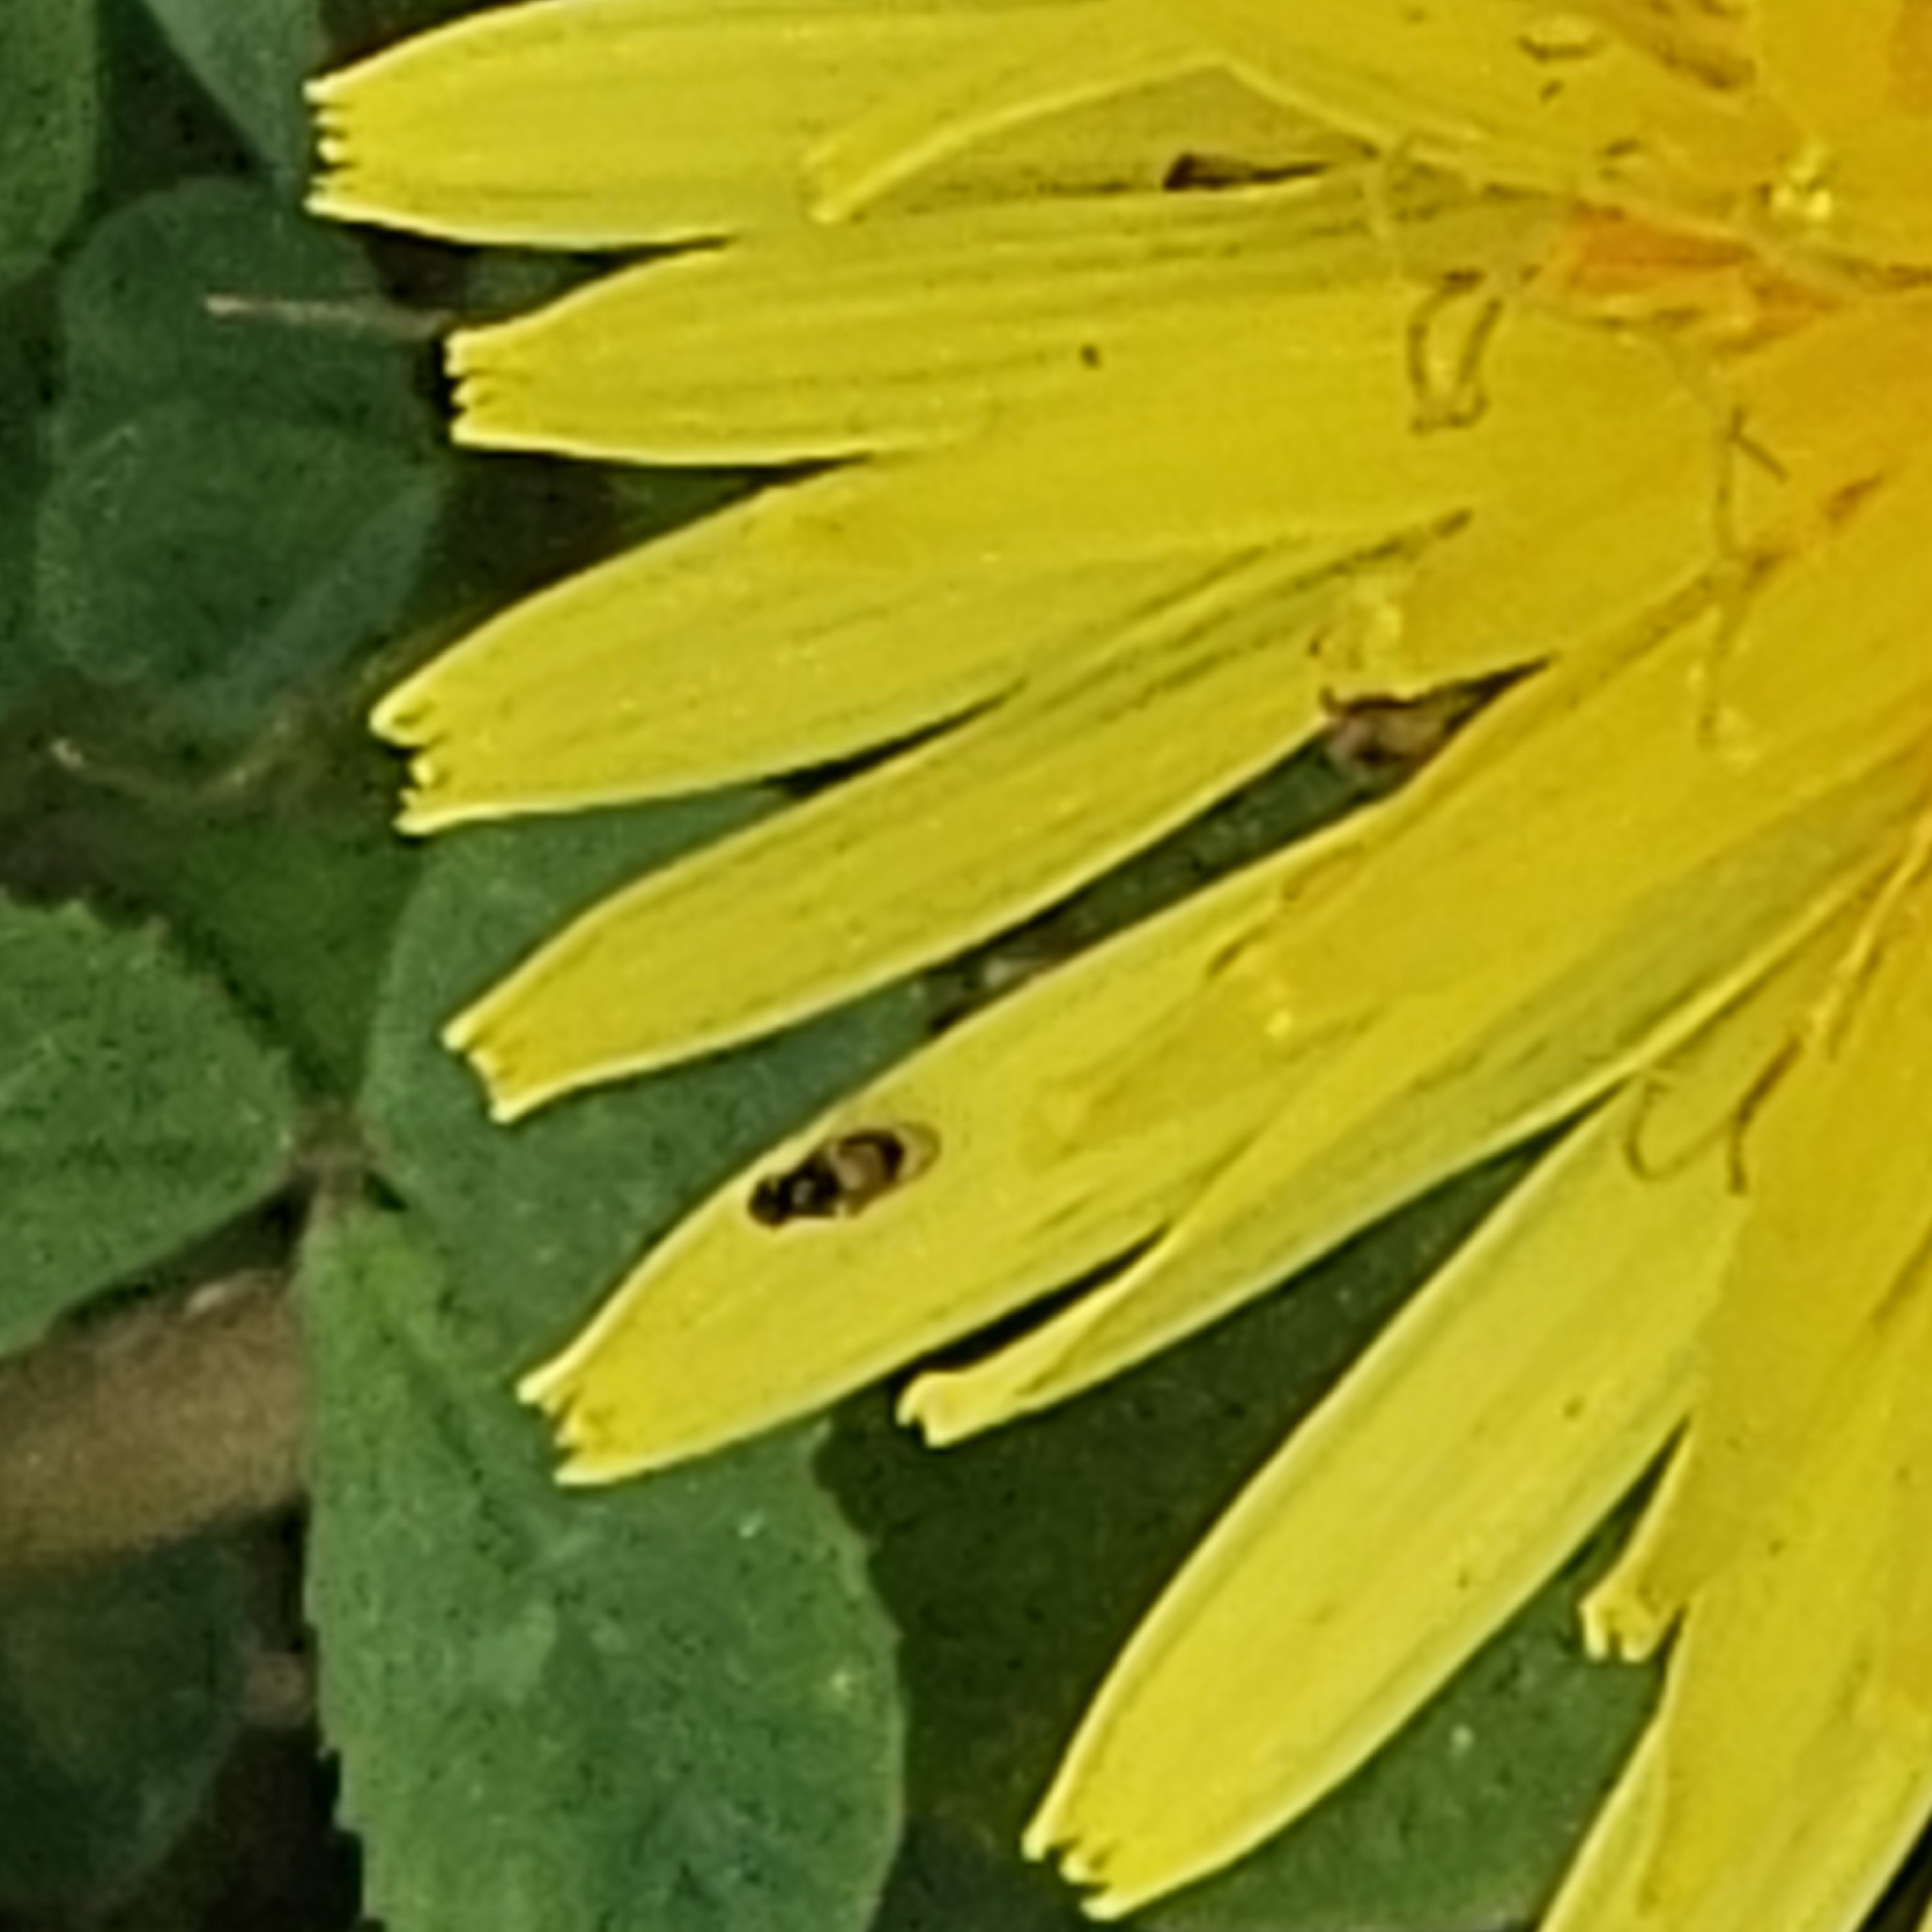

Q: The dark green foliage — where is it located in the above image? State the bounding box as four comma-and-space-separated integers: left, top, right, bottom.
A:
57, 178, 434, 451
0, 1543, 245, 1907
0, 0, 99, 290
0, 325, 50, 705
0, 899, 298, 1356
136, 0, 327, 190
314, 799, 927, 1932
303, 1208, 907, 1932
75, 760, 420, 1095
36, 178, 448, 737
39, 398, 443, 728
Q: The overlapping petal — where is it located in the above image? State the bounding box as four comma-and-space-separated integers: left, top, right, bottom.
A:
446, 172, 1529, 465
1586, 867, 1932, 1654
374, 475, 1235, 824
1010, 872, 1932, 1920
753, 291, 1707, 564
904, 690, 1931, 1440
1168, 0, 1793, 223
1548, 1257, 1932, 1932
310, 0, 1115, 245
518, 830, 1359, 1480
1022, 1078, 1742, 1917
319, 2, 1932, 1928
454, 546, 1343, 1115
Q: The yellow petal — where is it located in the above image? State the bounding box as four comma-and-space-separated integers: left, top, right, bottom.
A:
1586, 857, 1932, 1646
455, 547, 1345, 1118
1760, 0, 1919, 134
1876, 1311, 1932, 1735
1215, 447, 1932, 1027
1547, 1273, 1932, 1932
1023, 1085, 1742, 1919
1564, 0, 1757, 91
1392, 290, 1932, 691
845, 64, 1370, 217
1170, 0, 1794, 223
311, 0, 1092, 247
374, 475, 1224, 827
1754, 0, 1932, 267
1725, 291, 1932, 535
515, 836, 1353, 1481
1786, 118, 1932, 269
803, 0, 1212, 220
447, 172, 1514, 466
771, 291, 1712, 567
904, 655, 1930, 1441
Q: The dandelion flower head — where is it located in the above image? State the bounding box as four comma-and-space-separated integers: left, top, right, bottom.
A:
314, 3, 1932, 1927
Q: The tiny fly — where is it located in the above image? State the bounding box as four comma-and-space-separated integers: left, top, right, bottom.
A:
748, 1125, 940, 1228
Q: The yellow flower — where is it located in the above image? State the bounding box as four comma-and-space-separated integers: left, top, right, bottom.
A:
314, 2, 1932, 1926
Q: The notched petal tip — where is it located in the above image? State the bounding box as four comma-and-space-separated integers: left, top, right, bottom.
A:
1581, 1570, 1677, 1662
519, 1329, 747, 1486
517, 1364, 656, 1486
440, 1007, 548, 1123
893, 1375, 974, 1447
391, 779, 486, 838
444, 333, 506, 442
304, 178, 365, 226
368, 676, 432, 746
514, 1338, 579, 1412
1022, 1825, 1133, 1923
443, 323, 486, 378
896, 1282, 1116, 1445
304, 95, 380, 223
438, 1000, 482, 1056
369, 690, 486, 835
445, 325, 541, 451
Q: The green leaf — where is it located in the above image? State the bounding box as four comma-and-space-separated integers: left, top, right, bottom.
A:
321, 797, 925, 1932
135, 0, 326, 189
59, 179, 435, 453
0, 324, 49, 708
305, 1209, 904, 1932
0, 899, 300, 1356
823, 1150, 1654, 1930
36, 400, 444, 731
0, 0, 98, 290
43, 183, 449, 732
70, 763, 420, 1097
0, 1541, 247, 1907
